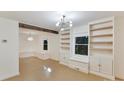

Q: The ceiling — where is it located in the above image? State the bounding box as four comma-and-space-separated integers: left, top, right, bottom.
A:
0, 11, 124, 31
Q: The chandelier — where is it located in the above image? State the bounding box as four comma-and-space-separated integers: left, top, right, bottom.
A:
56, 15, 72, 31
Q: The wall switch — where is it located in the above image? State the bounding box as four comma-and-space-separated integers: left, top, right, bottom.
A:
2, 40, 7, 43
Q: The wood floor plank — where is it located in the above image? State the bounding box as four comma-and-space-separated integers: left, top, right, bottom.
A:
5, 57, 107, 81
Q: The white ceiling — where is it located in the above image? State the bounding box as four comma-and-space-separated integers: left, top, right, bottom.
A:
0, 11, 124, 31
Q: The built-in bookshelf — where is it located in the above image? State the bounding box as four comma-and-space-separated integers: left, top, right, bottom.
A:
60, 29, 70, 50
89, 17, 114, 80
59, 29, 70, 68
89, 19, 113, 54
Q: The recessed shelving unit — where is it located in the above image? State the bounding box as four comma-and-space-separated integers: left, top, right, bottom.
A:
61, 38, 70, 40
90, 42, 113, 44
90, 34, 113, 37
60, 29, 70, 50
61, 32, 70, 35
61, 42, 70, 45
61, 46, 70, 49
90, 26, 113, 31
59, 28, 70, 69
90, 48, 112, 50
89, 17, 114, 80
89, 20, 113, 52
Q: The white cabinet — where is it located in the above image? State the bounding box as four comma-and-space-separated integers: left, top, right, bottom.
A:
100, 56, 113, 75
68, 59, 89, 73
90, 56, 99, 72
60, 50, 70, 65
90, 55, 113, 76
89, 17, 114, 80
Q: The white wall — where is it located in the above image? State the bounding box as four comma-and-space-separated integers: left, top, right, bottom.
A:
114, 16, 124, 79
48, 33, 60, 60
69, 25, 89, 73
0, 17, 19, 80
19, 28, 60, 61
19, 30, 38, 57
70, 25, 89, 63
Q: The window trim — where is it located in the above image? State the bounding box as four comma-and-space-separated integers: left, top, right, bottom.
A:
75, 36, 88, 55
70, 32, 89, 63
43, 39, 48, 50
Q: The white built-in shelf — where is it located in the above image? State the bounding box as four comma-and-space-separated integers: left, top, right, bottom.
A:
90, 26, 113, 31
61, 32, 70, 35
89, 19, 113, 54
89, 17, 114, 80
61, 38, 70, 40
90, 41, 113, 44
90, 48, 112, 50
60, 29, 70, 50
91, 40, 113, 43
61, 42, 70, 45
90, 20, 112, 25
90, 34, 113, 37
90, 21, 113, 31
61, 46, 70, 49
91, 29, 113, 36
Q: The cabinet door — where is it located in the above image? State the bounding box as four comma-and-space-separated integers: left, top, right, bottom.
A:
90, 56, 100, 72
60, 53, 65, 62
60, 51, 69, 64
100, 56, 113, 75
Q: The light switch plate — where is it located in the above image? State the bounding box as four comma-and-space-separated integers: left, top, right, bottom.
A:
2, 39, 7, 43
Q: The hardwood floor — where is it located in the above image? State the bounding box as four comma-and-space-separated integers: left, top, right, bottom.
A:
5, 57, 106, 81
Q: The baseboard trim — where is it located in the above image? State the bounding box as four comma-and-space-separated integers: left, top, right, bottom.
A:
115, 77, 124, 80
59, 61, 69, 66
59, 62, 88, 74
0, 71, 20, 81
20, 56, 59, 63
90, 71, 115, 80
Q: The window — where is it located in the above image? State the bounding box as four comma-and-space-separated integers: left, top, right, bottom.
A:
75, 36, 88, 55
43, 40, 48, 50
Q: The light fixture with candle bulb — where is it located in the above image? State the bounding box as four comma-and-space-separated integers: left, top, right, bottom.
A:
56, 15, 73, 31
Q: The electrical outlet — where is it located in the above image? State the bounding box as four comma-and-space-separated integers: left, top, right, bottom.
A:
76, 67, 79, 70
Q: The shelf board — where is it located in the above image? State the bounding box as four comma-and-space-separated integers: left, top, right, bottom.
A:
90, 34, 113, 37
90, 41, 113, 44
90, 26, 113, 31
61, 42, 70, 45
61, 32, 70, 35
61, 38, 70, 40
90, 48, 112, 51
90, 20, 112, 26
61, 46, 70, 49
91, 48, 113, 50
